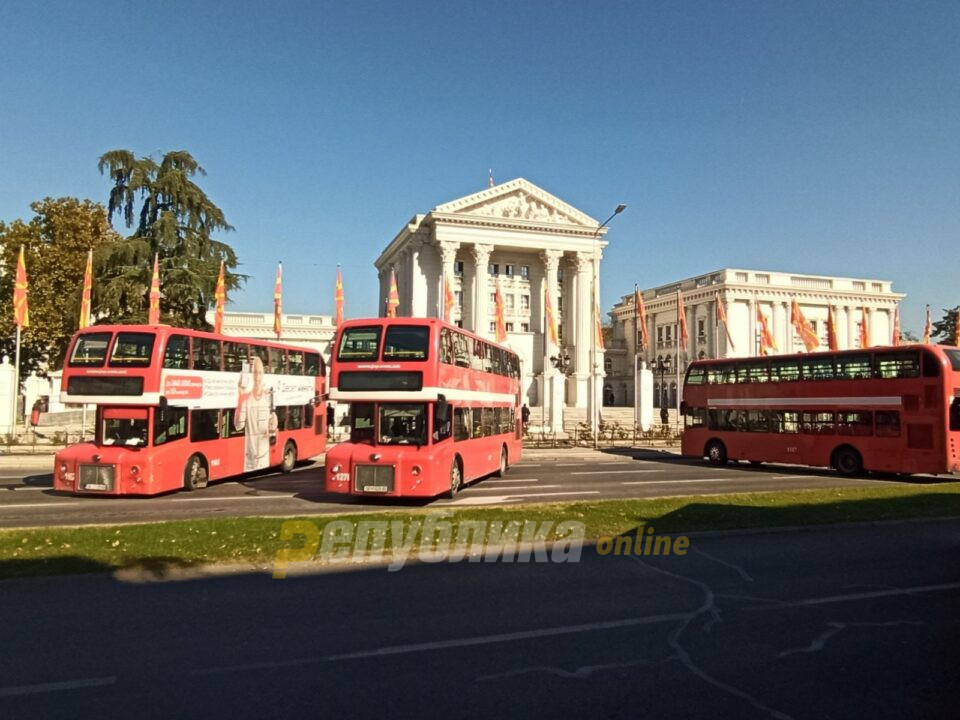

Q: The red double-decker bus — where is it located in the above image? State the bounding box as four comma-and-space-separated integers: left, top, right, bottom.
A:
54, 325, 327, 495
325, 318, 523, 498
681, 344, 960, 476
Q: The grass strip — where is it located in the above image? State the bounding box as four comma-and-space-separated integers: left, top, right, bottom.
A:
2, 482, 959, 579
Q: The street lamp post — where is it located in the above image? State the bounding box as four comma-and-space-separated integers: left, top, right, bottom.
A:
591, 203, 627, 449
655, 358, 669, 427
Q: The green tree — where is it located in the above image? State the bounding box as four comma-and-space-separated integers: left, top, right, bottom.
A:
96, 150, 243, 328
0, 198, 123, 372
931, 306, 960, 345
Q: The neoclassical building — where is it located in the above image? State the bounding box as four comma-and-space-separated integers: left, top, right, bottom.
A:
605, 268, 905, 409
375, 179, 618, 429
211, 310, 337, 357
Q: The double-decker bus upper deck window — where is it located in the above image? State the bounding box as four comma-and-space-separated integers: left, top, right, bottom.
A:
288, 351, 304, 375
837, 354, 872, 380
163, 334, 191, 369
270, 348, 287, 374
338, 326, 381, 361
70, 332, 112, 367
705, 365, 723, 384
193, 338, 222, 371
109, 332, 155, 367
802, 356, 834, 381
770, 359, 801, 382
738, 361, 769, 384
251, 344, 270, 372
875, 351, 920, 379
383, 326, 429, 361
686, 366, 706, 385
942, 349, 960, 372
223, 342, 248, 372
305, 352, 323, 376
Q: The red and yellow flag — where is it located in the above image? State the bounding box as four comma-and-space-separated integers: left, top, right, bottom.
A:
544, 285, 558, 349
386, 268, 399, 318
335, 266, 344, 327
791, 299, 820, 352
826, 305, 839, 351
273, 262, 283, 338
953, 311, 960, 347
677, 289, 689, 351
494, 280, 507, 343
757, 306, 777, 356
13, 245, 29, 329
715, 294, 735, 353
923, 305, 931, 343
859, 307, 870, 349
595, 298, 605, 351
634, 288, 648, 350
442, 274, 455, 324
148, 253, 161, 325
79, 249, 93, 330
891, 306, 901, 347
213, 260, 226, 335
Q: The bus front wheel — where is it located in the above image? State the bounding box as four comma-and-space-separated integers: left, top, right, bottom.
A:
834, 447, 863, 477
281, 441, 297, 473
183, 454, 208, 491
706, 440, 727, 466
445, 457, 463, 499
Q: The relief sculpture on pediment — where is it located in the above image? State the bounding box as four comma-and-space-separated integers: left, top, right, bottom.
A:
465, 192, 575, 224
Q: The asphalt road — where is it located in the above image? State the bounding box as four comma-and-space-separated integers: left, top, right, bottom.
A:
1, 517, 958, 719
0, 448, 946, 528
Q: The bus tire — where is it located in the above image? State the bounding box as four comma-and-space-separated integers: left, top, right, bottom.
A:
445, 456, 463, 499
705, 440, 727, 466
281, 441, 297, 473
183, 454, 209, 491
833, 446, 863, 477
494, 446, 508, 477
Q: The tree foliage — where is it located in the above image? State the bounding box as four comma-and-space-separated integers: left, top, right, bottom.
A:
96, 150, 243, 328
931, 306, 960, 345
0, 198, 123, 373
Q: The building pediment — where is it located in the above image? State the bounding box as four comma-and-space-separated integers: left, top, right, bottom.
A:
432, 178, 597, 227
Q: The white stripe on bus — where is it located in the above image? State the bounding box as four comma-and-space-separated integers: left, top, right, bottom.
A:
707, 396, 902, 408
330, 387, 517, 404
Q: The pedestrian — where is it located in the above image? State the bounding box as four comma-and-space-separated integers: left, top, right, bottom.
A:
30, 399, 41, 429
521, 403, 530, 430
326, 404, 335, 435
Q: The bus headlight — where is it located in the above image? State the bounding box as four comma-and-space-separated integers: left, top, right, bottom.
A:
130, 465, 140, 476
59, 462, 68, 476
330, 464, 341, 474
411, 465, 421, 476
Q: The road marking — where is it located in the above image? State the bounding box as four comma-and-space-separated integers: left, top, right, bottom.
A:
172, 495, 297, 503
504, 490, 600, 498
571, 469, 661, 475
0, 675, 117, 697
556, 462, 634, 467
478, 478, 541, 484
517, 463, 541, 467
622, 477, 757, 485
469, 485, 560, 492
193, 611, 691, 675
793, 581, 960, 607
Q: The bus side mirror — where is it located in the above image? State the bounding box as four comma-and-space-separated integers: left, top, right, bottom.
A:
159, 395, 168, 422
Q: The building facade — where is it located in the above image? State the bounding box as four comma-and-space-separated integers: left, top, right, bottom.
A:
374, 179, 616, 428
606, 268, 905, 409
212, 310, 337, 357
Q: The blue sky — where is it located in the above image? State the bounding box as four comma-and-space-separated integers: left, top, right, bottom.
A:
1, 0, 957, 334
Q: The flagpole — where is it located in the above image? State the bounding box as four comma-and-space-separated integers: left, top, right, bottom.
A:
13, 325, 21, 436
633, 284, 639, 430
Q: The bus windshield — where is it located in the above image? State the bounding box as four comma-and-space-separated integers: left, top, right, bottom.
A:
109, 332, 155, 367
338, 327, 381, 361
378, 404, 427, 445
70, 332, 112, 366
101, 409, 149, 447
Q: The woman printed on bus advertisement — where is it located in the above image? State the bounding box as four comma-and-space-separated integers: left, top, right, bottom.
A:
235, 355, 278, 471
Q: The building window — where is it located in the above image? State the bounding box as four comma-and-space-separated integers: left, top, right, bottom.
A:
665, 326, 672, 342
505, 264, 514, 277
697, 319, 705, 340
505, 322, 514, 332
490, 292, 497, 306
520, 265, 530, 279
521, 323, 529, 332
455, 320, 463, 328
604, 357, 613, 372
520, 294, 530, 311
455, 290, 463, 307
454, 260, 464, 277
557, 296, 563, 312
489, 322, 496, 333
558, 326, 563, 341
488, 263, 499, 276
505, 294, 515, 311
558, 268, 564, 282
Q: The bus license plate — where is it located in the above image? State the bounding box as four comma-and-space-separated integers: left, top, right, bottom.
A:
84, 483, 108, 490
363, 485, 388, 493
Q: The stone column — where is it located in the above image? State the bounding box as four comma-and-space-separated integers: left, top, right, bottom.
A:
407, 239, 426, 317
378, 267, 389, 317
437, 241, 460, 321
471, 244, 493, 336
844, 305, 854, 349
781, 300, 792, 354
540, 250, 563, 431
572, 252, 593, 408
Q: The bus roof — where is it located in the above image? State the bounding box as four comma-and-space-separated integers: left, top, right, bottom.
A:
337, 317, 519, 355
687, 344, 953, 367
73, 324, 320, 355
